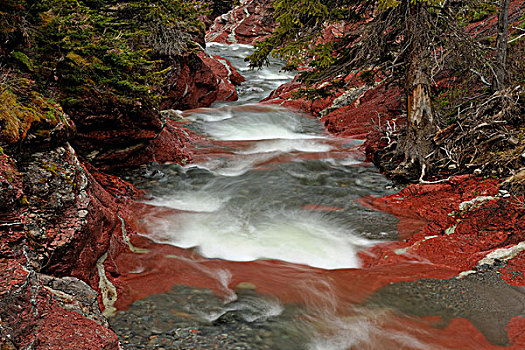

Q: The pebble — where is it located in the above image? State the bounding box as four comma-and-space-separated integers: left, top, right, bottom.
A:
109, 284, 310, 350
235, 282, 256, 292
499, 189, 511, 198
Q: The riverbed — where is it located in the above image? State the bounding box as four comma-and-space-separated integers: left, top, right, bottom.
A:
108, 43, 523, 350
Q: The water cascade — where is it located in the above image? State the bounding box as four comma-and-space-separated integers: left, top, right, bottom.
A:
108, 44, 516, 350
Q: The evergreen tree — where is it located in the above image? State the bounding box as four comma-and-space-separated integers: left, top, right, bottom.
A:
1, 0, 206, 109
0, 0, 207, 148
493, 0, 511, 91
248, 0, 520, 180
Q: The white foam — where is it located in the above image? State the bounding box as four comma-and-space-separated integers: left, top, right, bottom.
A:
307, 307, 447, 350
237, 139, 332, 154
186, 108, 235, 122
207, 42, 253, 50
202, 114, 321, 141
324, 158, 362, 167
144, 210, 375, 270
203, 122, 320, 141
258, 69, 295, 81
146, 192, 228, 212
191, 152, 279, 176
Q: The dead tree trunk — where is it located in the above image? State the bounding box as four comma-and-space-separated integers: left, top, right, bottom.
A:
394, 3, 437, 181
492, 0, 510, 92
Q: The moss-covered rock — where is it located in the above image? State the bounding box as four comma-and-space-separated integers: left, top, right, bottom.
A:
0, 0, 218, 168
0, 80, 75, 147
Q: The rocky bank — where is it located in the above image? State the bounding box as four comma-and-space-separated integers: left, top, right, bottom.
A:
206, 1, 525, 347
1, 0, 524, 349
0, 1, 245, 348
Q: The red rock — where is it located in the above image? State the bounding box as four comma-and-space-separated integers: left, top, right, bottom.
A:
93, 121, 196, 172
4, 144, 131, 320
0, 259, 119, 350
359, 175, 499, 230
85, 162, 145, 199
68, 95, 165, 167
0, 153, 24, 210
72, 108, 196, 172
262, 78, 342, 115
161, 51, 244, 111
321, 85, 404, 155
507, 316, 525, 348
206, 0, 276, 44
0, 142, 153, 348
32, 309, 119, 350
321, 22, 350, 43
500, 251, 525, 286
357, 176, 525, 276
199, 52, 245, 100
15, 146, 116, 285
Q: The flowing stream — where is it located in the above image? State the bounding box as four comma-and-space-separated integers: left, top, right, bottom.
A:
108, 43, 520, 349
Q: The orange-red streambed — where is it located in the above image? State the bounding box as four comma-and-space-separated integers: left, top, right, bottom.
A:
188, 133, 366, 168
105, 174, 525, 349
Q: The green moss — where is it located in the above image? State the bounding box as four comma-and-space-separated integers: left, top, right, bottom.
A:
11, 51, 34, 71
0, 89, 34, 143
291, 86, 335, 101
29, 0, 206, 108
0, 84, 73, 145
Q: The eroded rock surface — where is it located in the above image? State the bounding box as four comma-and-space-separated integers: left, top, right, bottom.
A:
0, 147, 128, 349
206, 0, 276, 44
161, 51, 245, 111
0, 259, 119, 349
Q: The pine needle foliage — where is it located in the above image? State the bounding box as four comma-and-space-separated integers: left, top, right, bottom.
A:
248, 0, 501, 86
247, 0, 361, 71
248, 0, 524, 181
1, 0, 207, 109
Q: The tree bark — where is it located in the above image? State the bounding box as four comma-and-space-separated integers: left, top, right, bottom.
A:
492, 0, 510, 92
395, 2, 437, 181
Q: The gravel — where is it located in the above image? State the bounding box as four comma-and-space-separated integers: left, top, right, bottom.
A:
109, 284, 311, 350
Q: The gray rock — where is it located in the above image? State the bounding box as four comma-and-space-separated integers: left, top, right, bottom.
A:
320, 86, 369, 117
39, 274, 110, 328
